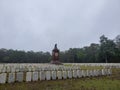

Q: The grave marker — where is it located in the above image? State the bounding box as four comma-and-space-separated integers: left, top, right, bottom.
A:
16, 72, 23, 82
51, 71, 56, 80
40, 71, 45, 80
32, 71, 38, 81
8, 73, 15, 83
46, 71, 51, 80
57, 71, 62, 79
68, 70, 72, 79
26, 72, 32, 82
0, 73, 6, 84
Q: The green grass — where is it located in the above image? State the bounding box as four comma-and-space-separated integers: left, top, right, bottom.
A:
79, 65, 103, 70
64, 64, 104, 69
0, 68, 120, 90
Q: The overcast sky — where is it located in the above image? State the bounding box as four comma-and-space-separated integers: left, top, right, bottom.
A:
0, 0, 120, 52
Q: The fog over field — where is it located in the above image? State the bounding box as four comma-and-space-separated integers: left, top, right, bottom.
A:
0, 0, 120, 51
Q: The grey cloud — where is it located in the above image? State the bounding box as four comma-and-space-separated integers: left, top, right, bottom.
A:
0, 0, 120, 52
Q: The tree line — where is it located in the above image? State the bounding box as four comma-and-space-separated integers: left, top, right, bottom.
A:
0, 35, 120, 63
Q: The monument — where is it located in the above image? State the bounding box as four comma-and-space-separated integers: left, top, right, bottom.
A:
50, 44, 62, 65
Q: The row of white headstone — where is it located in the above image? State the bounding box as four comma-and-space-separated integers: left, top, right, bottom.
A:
0, 63, 120, 73
0, 68, 112, 84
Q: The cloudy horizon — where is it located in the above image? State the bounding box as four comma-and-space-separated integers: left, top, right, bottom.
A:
0, 0, 120, 52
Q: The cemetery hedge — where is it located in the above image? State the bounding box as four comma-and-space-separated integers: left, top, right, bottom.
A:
0, 35, 120, 63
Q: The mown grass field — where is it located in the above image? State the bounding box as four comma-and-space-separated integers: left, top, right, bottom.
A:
0, 68, 120, 90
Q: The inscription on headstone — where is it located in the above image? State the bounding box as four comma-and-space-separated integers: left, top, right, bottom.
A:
73, 70, 77, 78
32, 71, 38, 81
0, 73, 6, 84
77, 70, 82, 78
26, 72, 32, 82
40, 71, 45, 80
62, 71, 67, 79
46, 71, 51, 80
51, 71, 56, 80
57, 71, 62, 79
68, 70, 72, 79
16, 72, 23, 82
8, 73, 15, 83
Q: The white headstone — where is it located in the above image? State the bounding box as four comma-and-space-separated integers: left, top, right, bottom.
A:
28, 68, 32, 72
90, 70, 93, 77
26, 72, 32, 82
6, 67, 10, 73
20, 68, 25, 72
68, 70, 72, 79
73, 70, 77, 78
62, 71, 67, 79
0, 73, 6, 84
77, 70, 82, 78
81, 70, 85, 77
32, 68, 35, 72
105, 69, 108, 75
16, 72, 24, 82
108, 69, 112, 75
8, 73, 15, 83
102, 69, 105, 75
99, 69, 102, 75
11, 67, 15, 73
15, 67, 20, 72
1, 67, 6, 73
32, 71, 38, 81
40, 71, 45, 80
57, 71, 62, 79
94, 70, 98, 76
96, 70, 99, 76
46, 71, 51, 80
98, 69, 102, 76
51, 71, 56, 80
86, 70, 89, 77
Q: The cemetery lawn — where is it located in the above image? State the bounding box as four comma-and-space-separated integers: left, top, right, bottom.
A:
0, 68, 120, 90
